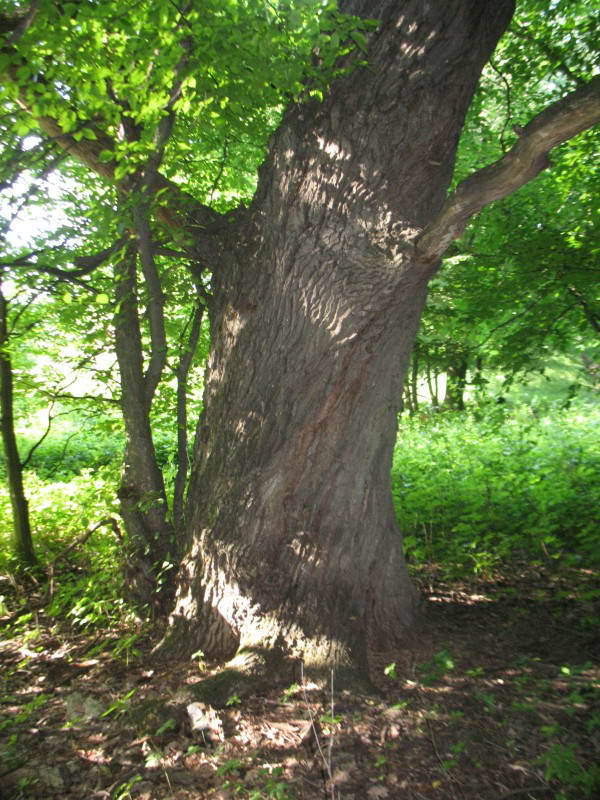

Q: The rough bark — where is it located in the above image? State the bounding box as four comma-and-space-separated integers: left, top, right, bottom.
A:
0, 278, 36, 568
165, 0, 516, 670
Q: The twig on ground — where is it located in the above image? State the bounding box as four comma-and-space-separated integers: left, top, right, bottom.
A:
300, 662, 338, 799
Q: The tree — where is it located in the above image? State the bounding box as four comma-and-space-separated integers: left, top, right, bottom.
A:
0, 272, 36, 567
1, 0, 599, 673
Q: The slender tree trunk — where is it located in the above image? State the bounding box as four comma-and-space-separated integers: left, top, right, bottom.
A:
113, 249, 174, 612
173, 290, 205, 533
166, 0, 515, 669
444, 352, 469, 410
0, 279, 36, 568
425, 357, 440, 408
406, 342, 420, 414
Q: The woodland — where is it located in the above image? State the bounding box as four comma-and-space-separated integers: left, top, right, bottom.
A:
0, 0, 599, 798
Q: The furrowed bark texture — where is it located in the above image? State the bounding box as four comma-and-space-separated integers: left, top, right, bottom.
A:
166, 0, 515, 666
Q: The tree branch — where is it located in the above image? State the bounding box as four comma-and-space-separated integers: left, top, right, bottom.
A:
567, 285, 600, 335
0, 39, 224, 249
0, 2, 39, 46
416, 77, 600, 265
20, 404, 79, 470
1, 238, 129, 290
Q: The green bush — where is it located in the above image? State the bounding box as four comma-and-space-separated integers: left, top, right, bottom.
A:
2, 427, 180, 480
392, 403, 600, 571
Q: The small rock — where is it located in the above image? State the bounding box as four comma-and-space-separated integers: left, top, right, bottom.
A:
187, 701, 224, 741
187, 701, 211, 732
65, 691, 103, 721
367, 786, 389, 799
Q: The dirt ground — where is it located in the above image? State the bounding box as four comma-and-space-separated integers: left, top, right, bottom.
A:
1, 563, 599, 800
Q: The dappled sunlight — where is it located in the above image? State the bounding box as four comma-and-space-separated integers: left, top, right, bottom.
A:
427, 590, 494, 605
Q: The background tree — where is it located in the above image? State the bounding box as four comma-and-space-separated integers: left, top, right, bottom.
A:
0, 272, 36, 567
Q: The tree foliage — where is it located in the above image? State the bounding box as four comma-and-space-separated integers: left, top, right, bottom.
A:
406, 0, 600, 410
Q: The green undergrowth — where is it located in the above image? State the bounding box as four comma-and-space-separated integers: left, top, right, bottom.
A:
0, 427, 180, 481
0, 465, 132, 629
392, 402, 600, 573
2, 402, 599, 630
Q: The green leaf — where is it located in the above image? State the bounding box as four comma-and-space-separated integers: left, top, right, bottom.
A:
350, 31, 368, 52
384, 662, 398, 679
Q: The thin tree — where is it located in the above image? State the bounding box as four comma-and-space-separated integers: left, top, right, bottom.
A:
0, 272, 36, 568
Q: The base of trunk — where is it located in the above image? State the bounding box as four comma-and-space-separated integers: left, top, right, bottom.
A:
158, 517, 421, 687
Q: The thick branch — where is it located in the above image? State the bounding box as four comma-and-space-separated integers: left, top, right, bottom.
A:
417, 77, 600, 265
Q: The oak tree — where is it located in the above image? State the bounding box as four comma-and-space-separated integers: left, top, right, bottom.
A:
1, 0, 599, 671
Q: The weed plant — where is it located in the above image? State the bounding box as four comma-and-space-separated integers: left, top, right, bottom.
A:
0, 428, 179, 480
392, 401, 600, 572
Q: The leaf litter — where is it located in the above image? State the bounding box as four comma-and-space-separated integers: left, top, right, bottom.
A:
1, 562, 598, 799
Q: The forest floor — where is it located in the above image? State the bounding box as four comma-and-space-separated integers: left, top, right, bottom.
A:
1, 562, 599, 800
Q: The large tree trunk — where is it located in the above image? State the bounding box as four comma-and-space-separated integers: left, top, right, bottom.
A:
166, 0, 515, 670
